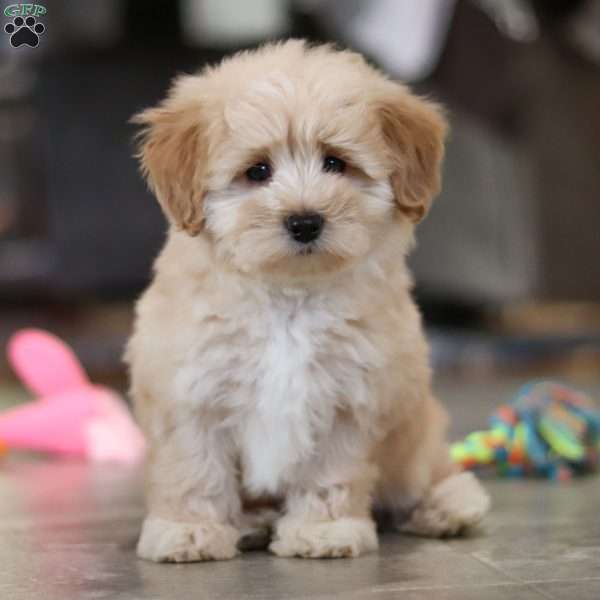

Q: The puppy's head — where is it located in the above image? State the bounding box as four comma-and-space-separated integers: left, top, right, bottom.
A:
134, 40, 447, 279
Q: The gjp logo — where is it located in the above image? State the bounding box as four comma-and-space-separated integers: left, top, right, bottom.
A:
4, 4, 46, 48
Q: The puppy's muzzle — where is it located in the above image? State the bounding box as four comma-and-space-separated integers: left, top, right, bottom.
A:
284, 213, 324, 244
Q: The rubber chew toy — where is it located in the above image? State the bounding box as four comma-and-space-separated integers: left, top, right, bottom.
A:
451, 381, 600, 481
1, 329, 145, 464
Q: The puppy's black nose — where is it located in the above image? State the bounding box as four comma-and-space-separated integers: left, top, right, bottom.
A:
285, 213, 324, 244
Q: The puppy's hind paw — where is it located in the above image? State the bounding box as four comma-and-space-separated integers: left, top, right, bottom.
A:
400, 471, 490, 538
137, 516, 240, 562
270, 517, 378, 558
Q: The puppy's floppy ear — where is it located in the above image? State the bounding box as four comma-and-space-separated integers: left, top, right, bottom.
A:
132, 78, 208, 236
376, 83, 448, 223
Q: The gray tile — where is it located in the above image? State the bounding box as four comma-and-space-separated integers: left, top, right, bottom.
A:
534, 578, 600, 600
0, 521, 508, 600
0, 374, 598, 599
444, 479, 600, 584
317, 583, 551, 599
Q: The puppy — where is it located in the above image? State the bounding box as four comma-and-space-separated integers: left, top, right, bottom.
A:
126, 40, 490, 562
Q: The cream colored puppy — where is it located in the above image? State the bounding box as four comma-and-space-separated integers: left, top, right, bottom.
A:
127, 40, 489, 563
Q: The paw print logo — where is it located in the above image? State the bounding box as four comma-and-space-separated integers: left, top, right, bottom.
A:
4, 16, 45, 48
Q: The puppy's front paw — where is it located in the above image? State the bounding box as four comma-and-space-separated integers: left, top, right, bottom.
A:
137, 516, 240, 562
400, 471, 490, 537
270, 517, 378, 558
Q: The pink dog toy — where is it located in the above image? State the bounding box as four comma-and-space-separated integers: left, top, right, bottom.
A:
1, 329, 145, 464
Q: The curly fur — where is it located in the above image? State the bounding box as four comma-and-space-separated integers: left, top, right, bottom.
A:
127, 40, 489, 562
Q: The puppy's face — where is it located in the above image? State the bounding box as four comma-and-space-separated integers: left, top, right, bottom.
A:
134, 41, 447, 279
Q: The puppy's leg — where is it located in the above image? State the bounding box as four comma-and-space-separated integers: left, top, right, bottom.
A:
270, 425, 379, 559
398, 470, 490, 537
375, 396, 490, 537
270, 472, 378, 559
137, 419, 241, 563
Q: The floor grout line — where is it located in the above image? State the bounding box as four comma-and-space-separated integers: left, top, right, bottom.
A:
466, 552, 600, 599
526, 583, 559, 600
524, 576, 600, 584
466, 550, 561, 599
367, 581, 548, 594
468, 551, 526, 584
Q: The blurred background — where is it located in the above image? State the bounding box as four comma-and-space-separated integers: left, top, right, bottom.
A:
1, 0, 600, 395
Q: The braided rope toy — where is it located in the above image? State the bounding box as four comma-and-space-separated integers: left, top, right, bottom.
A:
451, 381, 600, 481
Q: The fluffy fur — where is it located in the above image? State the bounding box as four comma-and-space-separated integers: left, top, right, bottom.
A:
126, 40, 490, 563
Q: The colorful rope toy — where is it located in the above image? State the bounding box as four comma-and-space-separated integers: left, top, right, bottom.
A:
451, 381, 600, 481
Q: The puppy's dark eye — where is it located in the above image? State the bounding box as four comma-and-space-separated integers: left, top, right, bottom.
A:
323, 155, 346, 174
245, 162, 272, 183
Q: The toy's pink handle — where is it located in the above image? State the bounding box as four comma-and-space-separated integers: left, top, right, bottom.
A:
0, 390, 91, 455
7, 329, 90, 397
4, 328, 146, 464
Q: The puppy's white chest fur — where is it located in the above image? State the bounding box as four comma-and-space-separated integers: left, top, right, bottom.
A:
241, 294, 322, 495
176, 284, 383, 496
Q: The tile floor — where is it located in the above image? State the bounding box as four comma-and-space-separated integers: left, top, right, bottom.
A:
0, 376, 599, 599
